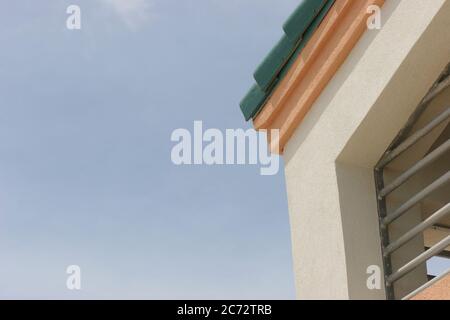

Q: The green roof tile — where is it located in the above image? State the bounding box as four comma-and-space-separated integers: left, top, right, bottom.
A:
240, 83, 267, 121
239, 0, 335, 121
283, 0, 329, 41
253, 34, 297, 93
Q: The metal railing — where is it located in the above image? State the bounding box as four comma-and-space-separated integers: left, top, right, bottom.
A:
374, 64, 450, 300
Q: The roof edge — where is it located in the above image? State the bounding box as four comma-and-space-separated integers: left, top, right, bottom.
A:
253, 0, 386, 153
239, 0, 336, 121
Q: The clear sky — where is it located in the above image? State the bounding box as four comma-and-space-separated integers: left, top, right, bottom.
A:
1, 0, 447, 300
0, 0, 300, 299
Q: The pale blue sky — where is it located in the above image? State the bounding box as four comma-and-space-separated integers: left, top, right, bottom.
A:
1, 0, 446, 300
0, 0, 299, 299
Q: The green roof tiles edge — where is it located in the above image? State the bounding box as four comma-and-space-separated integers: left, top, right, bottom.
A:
283, 0, 329, 41
239, 84, 267, 121
239, 0, 335, 122
253, 0, 329, 93
253, 34, 297, 93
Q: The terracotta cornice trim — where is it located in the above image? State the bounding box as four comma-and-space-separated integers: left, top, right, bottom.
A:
254, 0, 385, 153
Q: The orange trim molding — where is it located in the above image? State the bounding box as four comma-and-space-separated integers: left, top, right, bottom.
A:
254, 0, 385, 153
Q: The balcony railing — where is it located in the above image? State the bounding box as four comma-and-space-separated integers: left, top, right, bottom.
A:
374, 64, 450, 299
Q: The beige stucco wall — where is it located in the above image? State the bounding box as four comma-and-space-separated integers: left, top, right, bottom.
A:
283, 0, 450, 299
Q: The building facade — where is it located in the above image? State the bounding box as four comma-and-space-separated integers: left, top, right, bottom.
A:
240, 0, 450, 299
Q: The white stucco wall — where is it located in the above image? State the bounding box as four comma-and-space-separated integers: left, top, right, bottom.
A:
283, 0, 450, 299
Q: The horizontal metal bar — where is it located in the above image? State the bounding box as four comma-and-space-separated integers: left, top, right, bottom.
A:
421, 73, 450, 106
380, 139, 450, 198
377, 107, 450, 168
379, 69, 450, 164
402, 267, 450, 300
384, 203, 450, 256
387, 235, 450, 284
383, 171, 450, 225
